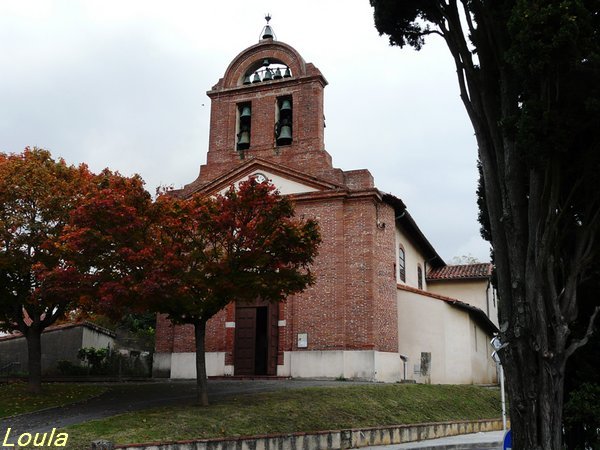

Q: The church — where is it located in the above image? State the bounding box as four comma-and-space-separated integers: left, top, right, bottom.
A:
153, 20, 498, 385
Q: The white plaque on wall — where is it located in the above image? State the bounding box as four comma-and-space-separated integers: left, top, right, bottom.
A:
297, 333, 308, 348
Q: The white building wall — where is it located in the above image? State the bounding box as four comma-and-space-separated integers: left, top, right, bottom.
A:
170, 352, 227, 378
81, 327, 115, 350
395, 225, 427, 290
397, 289, 496, 384
279, 350, 401, 382
428, 279, 499, 327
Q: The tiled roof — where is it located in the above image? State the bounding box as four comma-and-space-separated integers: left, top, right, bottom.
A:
427, 263, 492, 281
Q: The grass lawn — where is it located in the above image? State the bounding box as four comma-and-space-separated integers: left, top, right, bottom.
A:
63, 384, 501, 448
0, 382, 106, 418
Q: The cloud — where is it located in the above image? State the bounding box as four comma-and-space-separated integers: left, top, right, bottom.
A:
0, 0, 489, 262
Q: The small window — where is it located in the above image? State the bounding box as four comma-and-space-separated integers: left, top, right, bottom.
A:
275, 96, 292, 146
398, 246, 406, 282
417, 265, 423, 290
237, 102, 251, 151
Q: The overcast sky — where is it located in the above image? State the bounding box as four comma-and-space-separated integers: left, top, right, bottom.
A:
0, 0, 491, 263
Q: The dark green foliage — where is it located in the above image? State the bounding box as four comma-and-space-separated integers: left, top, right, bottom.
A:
78, 347, 109, 372
564, 272, 600, 449
370, 0, 600, 448
564, 383, 600, 449
56, 360, 88, 376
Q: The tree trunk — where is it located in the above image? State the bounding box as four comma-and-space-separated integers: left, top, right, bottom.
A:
194, 320, 209, 406
503, 336, 565, 450
25, 328, 43, 394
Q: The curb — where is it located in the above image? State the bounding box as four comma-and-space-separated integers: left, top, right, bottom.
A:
91, 418, 505, 450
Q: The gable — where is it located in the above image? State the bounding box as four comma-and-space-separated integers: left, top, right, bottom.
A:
194, 157, 343, 197
216, 169, 320, 196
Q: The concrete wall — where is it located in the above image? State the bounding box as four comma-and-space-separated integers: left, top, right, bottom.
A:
397, 289, 497, 384
82, 328, 115, 350
280, 350, 401, 382
163, 350, 402, 382
106, 419, 505, 450
428, 279, 499, 327
169, 352, 227, 378
152, 352, 172, 378
0, 325, 115, 375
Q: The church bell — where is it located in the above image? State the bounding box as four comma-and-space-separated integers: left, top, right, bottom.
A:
237, 130, 250, 150
240, 106, 251, 120
276, 125, 292, 146
280, 99, 292, 113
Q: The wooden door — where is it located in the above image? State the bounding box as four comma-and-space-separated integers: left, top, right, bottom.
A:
234, 307, 256, 375
234, 301, 279, 376
267, 303, 279, 376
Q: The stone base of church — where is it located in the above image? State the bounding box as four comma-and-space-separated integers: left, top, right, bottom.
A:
154, 350, 402, 382
277, 350, 402, 382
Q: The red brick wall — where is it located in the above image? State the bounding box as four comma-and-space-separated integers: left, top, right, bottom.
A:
156, 193, 399, 356
155, 38, 400, 363
373, 203, 399, 352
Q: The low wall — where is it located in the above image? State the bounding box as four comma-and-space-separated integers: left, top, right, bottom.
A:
91, 418, 504, 450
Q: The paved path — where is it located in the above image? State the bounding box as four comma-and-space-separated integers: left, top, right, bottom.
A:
0, 379, 363, 439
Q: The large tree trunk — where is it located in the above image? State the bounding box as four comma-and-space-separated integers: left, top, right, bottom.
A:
503, 335, 565, 449
194, 320, 209, 406
25, 328, 43, 394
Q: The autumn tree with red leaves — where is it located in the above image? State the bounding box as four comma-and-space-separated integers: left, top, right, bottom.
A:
0, 148, 153, 393
61, 169, 154, 317
145, 180, 320, 405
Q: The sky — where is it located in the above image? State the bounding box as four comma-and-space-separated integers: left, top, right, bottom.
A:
0, 0, 491, 263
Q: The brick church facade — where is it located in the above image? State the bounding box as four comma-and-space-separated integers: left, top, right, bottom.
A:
153, 23, 498, 384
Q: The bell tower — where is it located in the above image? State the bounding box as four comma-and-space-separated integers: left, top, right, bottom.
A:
186, 17, 344, 190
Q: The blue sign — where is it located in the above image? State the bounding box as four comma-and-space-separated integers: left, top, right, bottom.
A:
503, 429, 512, 450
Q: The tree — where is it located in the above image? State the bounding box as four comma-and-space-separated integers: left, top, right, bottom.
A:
0, 148, 93, 393
369, 1, 600, 449
60, 168, 155, 318
0, 148, 154, 393
563, 267, 600, 449
450, 254, 481, 265
142, 180, 320, 405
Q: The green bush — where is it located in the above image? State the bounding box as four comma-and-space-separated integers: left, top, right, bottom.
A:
56, 360, 87, 376
78, 347, 109, 375
564, 383, 600, 450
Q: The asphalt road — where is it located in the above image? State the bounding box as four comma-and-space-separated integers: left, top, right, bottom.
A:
0, 379, 363, 439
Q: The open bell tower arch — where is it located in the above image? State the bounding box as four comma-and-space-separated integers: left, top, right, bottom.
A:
181, 17, 344, 195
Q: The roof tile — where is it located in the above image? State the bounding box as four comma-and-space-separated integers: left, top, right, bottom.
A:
427, 263, 492, 281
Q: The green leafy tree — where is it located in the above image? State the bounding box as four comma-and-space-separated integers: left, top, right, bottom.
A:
369, 1, 600, 448
143, 180, 320, 405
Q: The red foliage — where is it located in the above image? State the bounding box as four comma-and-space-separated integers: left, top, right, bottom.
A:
143, 178, 320, 325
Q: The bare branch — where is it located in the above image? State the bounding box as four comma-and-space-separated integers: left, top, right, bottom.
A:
460, 0, 476, 37
566, 306, 600, 359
